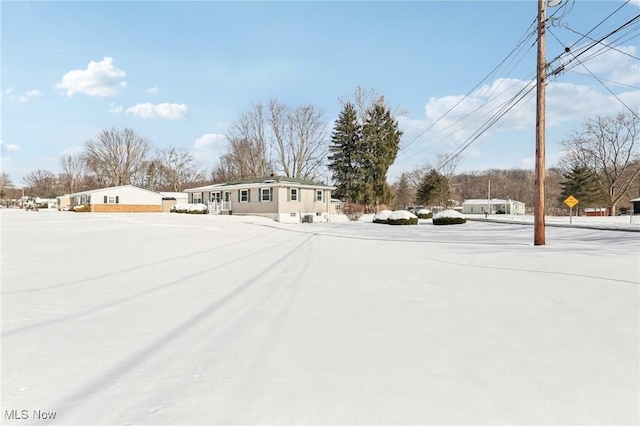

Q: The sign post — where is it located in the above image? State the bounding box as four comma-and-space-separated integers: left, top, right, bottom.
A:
564, 195, 579, 224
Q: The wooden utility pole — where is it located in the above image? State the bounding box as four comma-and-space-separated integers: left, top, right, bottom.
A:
534, 0, 547, 246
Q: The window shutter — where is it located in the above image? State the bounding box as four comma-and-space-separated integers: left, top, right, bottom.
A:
238, 190, 241, 202
270, 187, 273, 201
247, 189, 251, 202
115, 196, 119, 204
298, 188, 301, 202
287, 188, 291, 202
104, 196, 107, 203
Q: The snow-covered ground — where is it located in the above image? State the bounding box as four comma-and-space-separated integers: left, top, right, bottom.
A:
2, 209, 639, 425
467, 213, 640, 231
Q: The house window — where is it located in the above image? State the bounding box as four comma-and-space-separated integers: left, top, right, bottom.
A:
108, 196, 115, 204
192, 193, 202, 203
289, 188, 299, 202
260, 187, 273, 202
315, 190, 323, 202
240, 189, 249, 203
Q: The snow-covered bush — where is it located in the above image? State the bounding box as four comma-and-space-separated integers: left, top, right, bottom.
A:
373, 209, 393, 224
416, 208, 433, 219
433, 209, 466, 225
171, 203, 208, 214
72, 205, 91, 213
387, 210, 418, 225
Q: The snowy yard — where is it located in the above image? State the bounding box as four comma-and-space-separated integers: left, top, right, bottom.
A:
2, 209, 639, 425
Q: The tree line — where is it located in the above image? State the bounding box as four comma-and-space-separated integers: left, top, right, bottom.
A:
2, 87, 638, 215
390, 111, 639, 215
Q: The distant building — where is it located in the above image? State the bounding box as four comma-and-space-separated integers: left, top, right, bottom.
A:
631, 198, 640, 215
584, 208, 607, 217
462, 198, 526, 215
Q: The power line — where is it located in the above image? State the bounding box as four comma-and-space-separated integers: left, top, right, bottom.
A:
392, 1, 639, 178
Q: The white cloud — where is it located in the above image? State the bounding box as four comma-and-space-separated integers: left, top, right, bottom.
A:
194, 133, 226, 150
55, 57, 126, 97
126, 102, 189, 120
147, 84, 159, 94
7, 88, 42, 103
108, 103, 123, 114
0, 140, 21, 161
193, 133, 227, 164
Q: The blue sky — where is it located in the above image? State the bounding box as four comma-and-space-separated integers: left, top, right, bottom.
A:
2, 0, 639, 186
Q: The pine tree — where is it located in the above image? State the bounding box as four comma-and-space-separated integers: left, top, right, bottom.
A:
361, 103, 402, 207
560, 165, 608, 208
417, 169, 452, 208
329, 96, 402, 208
328, 102, 362, 203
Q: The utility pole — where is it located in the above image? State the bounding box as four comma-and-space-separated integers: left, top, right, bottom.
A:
534, 0, 547, 246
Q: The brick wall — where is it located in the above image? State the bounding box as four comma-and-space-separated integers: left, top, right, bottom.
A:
92, 204, 162, 213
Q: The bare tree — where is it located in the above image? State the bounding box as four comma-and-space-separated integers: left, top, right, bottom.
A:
59, 152, 90, 194
158, 147, 204, 191
560, 111, 640, 215
222, 103, 271, 179
268, 99, 328, 180
83, 128, 152, 187
391, 173, 415, 209
23, 169, 58, 197
133, 157, 165, 191
0, 172, 12, 189
0, 172, 12, 204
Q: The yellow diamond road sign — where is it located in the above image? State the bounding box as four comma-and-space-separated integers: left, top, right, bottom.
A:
564, 195, 579, 208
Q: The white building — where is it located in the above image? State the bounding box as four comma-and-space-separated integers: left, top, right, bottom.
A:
462, 198, 526, 215
67, 185, 163, 213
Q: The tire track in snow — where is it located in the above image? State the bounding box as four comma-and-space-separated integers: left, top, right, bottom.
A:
105, 234, 320, 422
2, 229, 280, 295
2, 232, 307, 338
50, 233, 316, 421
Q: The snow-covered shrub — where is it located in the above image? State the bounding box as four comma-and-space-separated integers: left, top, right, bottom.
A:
188, 203, 208, 214
72, 205, 91, 213
373, 210, 393, 224
387, 210, 418, 225
171, 203, 208, 214
433, 209, 466, 225
416, 208, 433, 219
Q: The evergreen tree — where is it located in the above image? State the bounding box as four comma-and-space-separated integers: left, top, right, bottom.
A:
417, 169, 452, 208
361, 103, 402, 207
328, 102, 362, 202
560, 165, 608, 208
328, 96, 402, 208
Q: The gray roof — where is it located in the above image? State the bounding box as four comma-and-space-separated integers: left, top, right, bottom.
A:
185, 176, 335, 192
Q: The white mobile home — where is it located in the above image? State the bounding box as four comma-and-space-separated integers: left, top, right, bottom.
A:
462, 198, 526, 215
68, 185, 163, 212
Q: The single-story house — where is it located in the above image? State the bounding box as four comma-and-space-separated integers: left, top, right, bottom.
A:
462, 198, 526, 215
67, 185, 163, 212
184, 176, 337, 223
